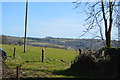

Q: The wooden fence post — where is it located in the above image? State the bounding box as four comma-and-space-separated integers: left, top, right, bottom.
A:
42, 48, 45, 62
16, 66, 19, 79
13, 48, 16, 59
79, 49, 82, 55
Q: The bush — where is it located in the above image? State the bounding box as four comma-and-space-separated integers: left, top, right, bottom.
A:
69, 48, 120, 78
70, 54, 95, 73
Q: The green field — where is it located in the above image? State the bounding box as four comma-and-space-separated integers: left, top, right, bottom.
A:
29, 42, 65, 48
1, 44, 79, 78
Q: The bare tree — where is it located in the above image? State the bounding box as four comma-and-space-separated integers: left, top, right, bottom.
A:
24, 0, 28, 53
73, 0, 120, 47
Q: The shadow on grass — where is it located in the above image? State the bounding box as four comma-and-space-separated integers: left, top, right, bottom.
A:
52, 69, 119, 80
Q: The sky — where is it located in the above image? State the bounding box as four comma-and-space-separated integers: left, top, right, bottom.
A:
1, 1, 119, 39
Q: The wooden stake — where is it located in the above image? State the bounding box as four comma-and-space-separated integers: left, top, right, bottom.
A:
79, 49, 82, 55
13, 48, 16, 59
42, 48, 45, 62
16, 66, 19, 79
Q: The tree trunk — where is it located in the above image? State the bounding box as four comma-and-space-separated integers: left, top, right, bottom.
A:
106, 31, 111, 47
101, 0, 113, 48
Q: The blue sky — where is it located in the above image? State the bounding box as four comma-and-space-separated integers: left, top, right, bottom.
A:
1, 2, 118, 39
2, 2, 87, 38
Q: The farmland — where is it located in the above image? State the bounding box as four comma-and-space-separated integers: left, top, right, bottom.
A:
2, 44, 79, 78
1, 36, 119, 79
0, 35, 118, 50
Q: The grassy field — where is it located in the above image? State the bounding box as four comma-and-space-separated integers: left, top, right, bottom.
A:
1, 44, 79, 78
29, 42, 65, 48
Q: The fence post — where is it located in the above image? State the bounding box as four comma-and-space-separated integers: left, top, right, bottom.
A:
42, 48, 45, 62
79, 49, 82, 55
13, 48, 16, 59
16, 66, 19, 79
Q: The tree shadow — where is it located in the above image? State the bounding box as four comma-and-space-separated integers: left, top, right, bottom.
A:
52, 67, 119, 80
52, 69, 101, 79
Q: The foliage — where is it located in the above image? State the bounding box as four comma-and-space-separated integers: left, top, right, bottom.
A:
69, 48, 120, 78
17, 40, 23, 46
1, 35, 9, 44
99, 46, 112, 51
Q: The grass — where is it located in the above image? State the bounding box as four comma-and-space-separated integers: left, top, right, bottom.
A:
29, 42, 65, 48
1, 44, 79, 78
1, 44, 114, 79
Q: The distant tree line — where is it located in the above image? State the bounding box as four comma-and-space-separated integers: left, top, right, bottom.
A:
0, 35, 118, 50
0, 35, 23, 46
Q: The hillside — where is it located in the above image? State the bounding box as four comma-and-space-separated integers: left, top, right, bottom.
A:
0, 35, 118, 50
1, 44, 78, 78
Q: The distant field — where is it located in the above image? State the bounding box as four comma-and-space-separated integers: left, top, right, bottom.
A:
29, 42, 65, 48
1, 44, 79, 78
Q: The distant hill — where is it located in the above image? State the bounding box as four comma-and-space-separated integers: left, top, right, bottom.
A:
0, 35, 119, 50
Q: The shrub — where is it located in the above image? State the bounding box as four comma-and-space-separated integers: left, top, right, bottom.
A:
69, 48, 120, 78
